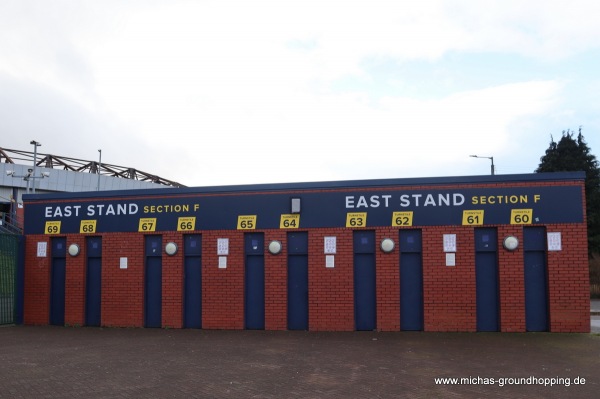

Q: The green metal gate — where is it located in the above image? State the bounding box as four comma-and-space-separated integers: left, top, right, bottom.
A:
0, 234, 19, 325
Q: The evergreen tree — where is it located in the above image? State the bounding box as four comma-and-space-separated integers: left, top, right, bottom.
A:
536, 128, 600, 255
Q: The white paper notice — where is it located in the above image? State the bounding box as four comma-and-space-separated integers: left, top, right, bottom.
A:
218, 256, 227, 269
119, 257, 128, 269
443, 234, 457, 252
217, 238, 229, 255
547, 232, 562, 251
37, 242, 47, 257
446, 253, 456, 266
324, 237, 336, 254
325, 255, 335, 268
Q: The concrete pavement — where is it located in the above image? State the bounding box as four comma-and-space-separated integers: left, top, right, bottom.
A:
0, 326, 598, 399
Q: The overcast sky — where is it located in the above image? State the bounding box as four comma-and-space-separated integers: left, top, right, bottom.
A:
1, 0, 599, 187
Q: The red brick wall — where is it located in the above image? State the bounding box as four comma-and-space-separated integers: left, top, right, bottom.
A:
24, 235, 50, 325
547, 223, 590, 332
423, 226, 477, 332
64, 234, 85, 326
376, 227, 401, 331
22, 180, 590, 332
202, 231, 244, 329
102, 233, 144, 327
162, 232, 183, 329
265, 230, 287, 330
308, 229, 355, 331
498, 225, 526, 332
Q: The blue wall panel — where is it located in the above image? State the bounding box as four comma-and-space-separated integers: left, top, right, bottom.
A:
354, 231, 376, 331
184, 234, 202, 329
50, 237, 66, 326
288, 232, 308, 330
524, 227, 548, 332
245, 233, 265, 330
144, 236, 162, 328
399, 230, 423, 331
85, 237, 102, 327
475, 228, 499, 332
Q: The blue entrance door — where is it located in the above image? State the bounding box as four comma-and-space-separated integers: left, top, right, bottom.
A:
475, 228, 499, 331
354, 231, 376, 331
288, 232, 308, 330
184, 235, 202, 329
245, 233, 265, 330
85, 237, 102, 327
524, 227, 548, 332
144, 236, 162, 328
50, 237, 66, 326
399, 230, 423, 331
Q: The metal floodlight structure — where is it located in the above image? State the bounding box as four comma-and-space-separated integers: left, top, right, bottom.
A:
0, 147, 185, 188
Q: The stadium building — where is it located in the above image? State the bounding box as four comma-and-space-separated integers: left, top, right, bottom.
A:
0, 146, 182, 325
16, 168, 590, 332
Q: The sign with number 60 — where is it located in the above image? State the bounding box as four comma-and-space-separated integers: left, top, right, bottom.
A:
510, 209, 533, 225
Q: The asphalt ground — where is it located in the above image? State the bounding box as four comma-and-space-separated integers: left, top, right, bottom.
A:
0, 325, 599, 399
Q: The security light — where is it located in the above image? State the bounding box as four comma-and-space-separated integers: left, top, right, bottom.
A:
380, 238, 395, 253
165, 242, 178, 256
503, 236, 519, 251
268, 240, 282, 255
68, 244, 80, 257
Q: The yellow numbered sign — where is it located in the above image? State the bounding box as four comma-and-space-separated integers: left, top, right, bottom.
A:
510, 209, 533, 225
280, 214, 300, 229
138, 218, 157, 232
462, 210, 484, 226
392, 211, 413, 226
80, 220, 97, 234
237, 215, 257, 230
45, 221, 61, 235
177, 216, 196, 231
346, 212, 367, 227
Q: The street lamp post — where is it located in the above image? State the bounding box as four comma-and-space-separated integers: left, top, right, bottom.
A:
30, 140, 41, 193
97, 149, 102, 191
470, 155, 495, 175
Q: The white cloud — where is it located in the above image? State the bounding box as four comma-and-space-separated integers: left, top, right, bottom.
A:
0, 1, 598, 186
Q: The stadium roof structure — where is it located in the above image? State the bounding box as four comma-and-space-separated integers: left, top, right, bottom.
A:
0, 147, 185, 188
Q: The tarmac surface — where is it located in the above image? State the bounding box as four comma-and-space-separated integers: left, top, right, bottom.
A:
591, 299, 600, 334
1, 324, 599, 399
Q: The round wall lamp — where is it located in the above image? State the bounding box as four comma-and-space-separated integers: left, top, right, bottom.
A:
503, 236, 519, 251
68, 243, 80, 257
165, 242, 178, 256
380, 238, 395, 253
268, 240, 283, 255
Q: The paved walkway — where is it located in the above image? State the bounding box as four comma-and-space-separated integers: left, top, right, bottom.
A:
591, 299, 600, 314
0, 326, 598, 398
